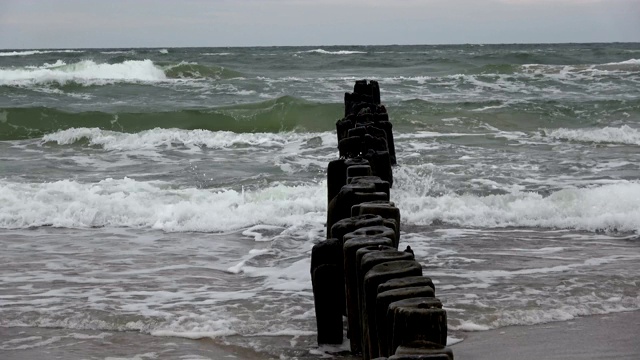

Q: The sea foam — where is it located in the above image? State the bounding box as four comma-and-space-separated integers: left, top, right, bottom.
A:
2, 176, 639, 233
0, 178, 326, 232
298, 49, 366, 55
602, 58, 640, 66
395, 181, 640, 232
543, 126, 640, 145
41, 128, 331, 151
0, 49, 84, 57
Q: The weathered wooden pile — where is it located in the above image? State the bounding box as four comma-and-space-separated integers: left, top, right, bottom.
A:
311, 80, 454, 360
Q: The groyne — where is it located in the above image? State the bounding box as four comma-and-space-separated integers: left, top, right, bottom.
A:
311, 80, 453, 360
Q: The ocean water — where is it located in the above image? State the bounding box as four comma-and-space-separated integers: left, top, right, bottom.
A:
1, 43, 640, 359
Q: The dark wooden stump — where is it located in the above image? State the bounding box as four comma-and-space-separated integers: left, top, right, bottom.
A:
362, 261, 423, 359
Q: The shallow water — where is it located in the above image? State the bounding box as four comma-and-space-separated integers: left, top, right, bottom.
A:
1, 225, 638, 359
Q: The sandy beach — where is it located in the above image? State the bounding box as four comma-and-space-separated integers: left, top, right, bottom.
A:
451, 311, 640, 360
0, 326, 265, 360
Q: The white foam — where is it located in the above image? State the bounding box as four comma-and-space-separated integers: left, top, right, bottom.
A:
2, 336, 42, 345
0, 49, 84, 57
0, 336, 62, 350
101, 50, 136, 55
309, 342, 351, 358
396, 181, 640, 232
0, 177, 327, 232
428, 255, 639, 281
379, 76, 433, 85
543, 125, 640, 145
396, 131, 489, 139
298, 49, 366, 55
240, 258, 312, 292
253, 329, 316, 336
41, 128, 332, 151
471, 102, 511, 112
603, 58, 640, 66
449, 321, 491, 331
473, 304, 640, 330
227, 249, 273, 274
241, 225, 286, 242
0, 59, 166, 86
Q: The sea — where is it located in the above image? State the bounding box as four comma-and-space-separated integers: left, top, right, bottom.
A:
1, 43, 639, 359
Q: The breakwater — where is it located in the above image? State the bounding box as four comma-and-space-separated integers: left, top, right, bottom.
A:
311, 80, 453, 360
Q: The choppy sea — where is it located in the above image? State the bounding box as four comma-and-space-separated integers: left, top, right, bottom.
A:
1, 43, 639, 359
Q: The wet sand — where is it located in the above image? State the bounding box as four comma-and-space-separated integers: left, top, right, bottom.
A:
0, 327, 265, 360
2, 311, 639, 359
451, 311, 640, 359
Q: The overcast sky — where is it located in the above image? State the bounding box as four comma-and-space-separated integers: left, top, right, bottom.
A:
0, 0, 638, 49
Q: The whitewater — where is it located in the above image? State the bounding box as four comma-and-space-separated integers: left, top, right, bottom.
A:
1, 43, 639, 359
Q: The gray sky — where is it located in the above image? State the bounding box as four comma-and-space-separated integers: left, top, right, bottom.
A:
0, 0, 638, 49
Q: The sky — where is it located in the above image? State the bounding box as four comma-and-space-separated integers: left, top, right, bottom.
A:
0, 0, 638, 49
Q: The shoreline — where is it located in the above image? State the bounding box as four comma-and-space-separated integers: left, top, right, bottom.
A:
0, 327, 265, 360
2, 311, 639, 359
451, 310, 640, 359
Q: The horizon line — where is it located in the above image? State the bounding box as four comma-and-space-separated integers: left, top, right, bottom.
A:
1, 41, 639, 51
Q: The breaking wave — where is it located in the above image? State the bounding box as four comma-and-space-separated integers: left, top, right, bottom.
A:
0, 49, 84, 57
543, 125, 640, 145
0, 59, 246, 86
298, 49, 367, 55
0, 59, 166, 86
2, 175, 640, 233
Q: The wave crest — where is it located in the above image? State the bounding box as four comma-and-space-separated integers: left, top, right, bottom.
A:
2, 177, 639, 233
543, 126, 640, 145
41, 127, 327, 150
0, 49, 84, 57
396, 181, 640, 233
164, 62, 244, 79
298, 49, 367, 55
0, 59, 166, 86
0, 178, 326, 232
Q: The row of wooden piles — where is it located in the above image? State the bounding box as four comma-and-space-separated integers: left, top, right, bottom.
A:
311, 80, 454, 360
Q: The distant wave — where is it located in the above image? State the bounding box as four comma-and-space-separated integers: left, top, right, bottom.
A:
298, 49, 367, 55
100, 50, 136, 55
521, 59, 640, 75
0, 59, 248, 86
202, 52, 233, 56
0, 59, 166, 86
0, 97, 341, 140
41, 128, 330, 151
603, 58, 640, 66
543, 126, 640, 145
595, 58, 640, 72
0, 49, 84, 57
